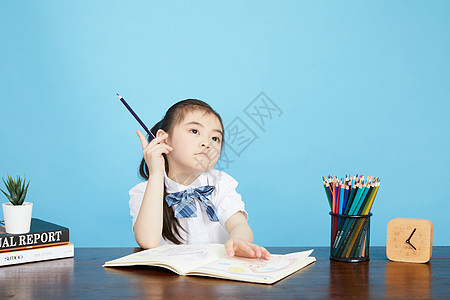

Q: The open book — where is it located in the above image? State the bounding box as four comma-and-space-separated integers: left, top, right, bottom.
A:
103, 244, 316, 284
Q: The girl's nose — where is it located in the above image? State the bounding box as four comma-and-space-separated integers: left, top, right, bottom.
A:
201, 141, 211, 149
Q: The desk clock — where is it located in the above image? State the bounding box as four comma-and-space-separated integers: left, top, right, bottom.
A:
386, 218, 433, 263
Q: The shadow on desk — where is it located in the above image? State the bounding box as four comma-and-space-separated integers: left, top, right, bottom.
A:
329, 259, 370, 298
105, 265, 277, 299
327, 257, 434, 299
385, 261, 432, 299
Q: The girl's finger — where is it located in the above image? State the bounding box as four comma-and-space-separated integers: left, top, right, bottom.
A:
143, 143, 173, 154
249, 244, 262, 258
136, 130, 149, 150
239, 242, 255, 257
225, 240, 235, 257
254, 246, 262, 258
261, 246, 271, 260
149, 133, 169, 146
138, 130, 169, 151
143, 145, 173, 161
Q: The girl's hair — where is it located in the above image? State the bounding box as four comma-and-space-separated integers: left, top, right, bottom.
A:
138, 99, 225, 244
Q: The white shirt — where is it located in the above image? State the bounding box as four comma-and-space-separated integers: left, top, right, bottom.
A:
129, 168, 247, 245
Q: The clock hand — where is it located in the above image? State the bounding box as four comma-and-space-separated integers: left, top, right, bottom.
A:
405, 228, 417, 250
406, 240, 417, 250
405, 228, 417, 243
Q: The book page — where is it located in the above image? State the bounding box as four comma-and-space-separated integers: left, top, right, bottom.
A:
103, 244, 227, 275
188, 250, 315, 284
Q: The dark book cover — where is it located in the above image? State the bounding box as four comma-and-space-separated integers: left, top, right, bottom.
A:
0, 218, 69, 252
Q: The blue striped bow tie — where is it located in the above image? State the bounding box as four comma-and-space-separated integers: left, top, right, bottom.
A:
165, 185, 219, 222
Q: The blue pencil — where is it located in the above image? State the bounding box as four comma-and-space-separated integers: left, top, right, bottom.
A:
353, 184, 369, 215
116, 93, 156, 140
343, 184, 349, 213
339, 184, 344, 215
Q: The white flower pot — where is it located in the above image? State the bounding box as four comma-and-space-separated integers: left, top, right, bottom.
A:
2, 202, 33, 234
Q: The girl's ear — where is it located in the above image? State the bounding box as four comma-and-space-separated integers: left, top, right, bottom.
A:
156, 129, 166, 137
156, 129, 168, 144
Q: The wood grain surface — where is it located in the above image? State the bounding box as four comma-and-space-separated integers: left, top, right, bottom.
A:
1, 247, 449, 299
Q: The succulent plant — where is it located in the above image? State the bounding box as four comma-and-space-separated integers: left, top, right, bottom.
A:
0, 174, 30, 205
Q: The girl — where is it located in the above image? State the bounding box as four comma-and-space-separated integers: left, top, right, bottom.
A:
129, 99, 270, 260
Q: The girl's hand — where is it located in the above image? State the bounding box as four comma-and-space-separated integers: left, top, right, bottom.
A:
136, 130, 173, 174
225, 238, 271, 260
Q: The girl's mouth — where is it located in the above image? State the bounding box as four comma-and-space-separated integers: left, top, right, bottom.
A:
196, 152, 209, 158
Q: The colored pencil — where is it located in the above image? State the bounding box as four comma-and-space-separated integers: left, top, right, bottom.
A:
324, 174, 380, 260
116, 93, 156, 140
344, 184, 357, 215
343, 184, 350, 213
323, 177, 332, 210
339, 182, 344, 215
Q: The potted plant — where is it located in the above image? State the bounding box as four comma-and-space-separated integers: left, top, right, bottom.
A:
1, 174, 32, 234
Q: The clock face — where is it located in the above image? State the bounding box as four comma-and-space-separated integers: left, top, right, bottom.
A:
386, 218, 433, 263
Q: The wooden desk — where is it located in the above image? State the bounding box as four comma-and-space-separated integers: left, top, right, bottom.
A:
1, 247, 449, 299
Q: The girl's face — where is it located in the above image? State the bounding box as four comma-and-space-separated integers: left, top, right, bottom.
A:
165, 110, 223, 175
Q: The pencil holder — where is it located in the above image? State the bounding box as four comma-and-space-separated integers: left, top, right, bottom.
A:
329, 212, 372, 262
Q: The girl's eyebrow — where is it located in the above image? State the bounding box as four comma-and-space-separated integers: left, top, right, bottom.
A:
184, 121, 223, 137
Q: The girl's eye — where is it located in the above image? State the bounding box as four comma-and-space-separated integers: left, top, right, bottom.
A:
190, 129, 220, 143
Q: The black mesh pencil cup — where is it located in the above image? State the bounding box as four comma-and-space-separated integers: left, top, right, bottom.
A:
329, 212, 372, 262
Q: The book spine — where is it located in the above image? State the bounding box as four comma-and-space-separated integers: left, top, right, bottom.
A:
0, 244, 74, 267
0, 228, 69, 252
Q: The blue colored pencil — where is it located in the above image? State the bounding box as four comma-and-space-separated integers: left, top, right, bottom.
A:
343, 184, 349, 213
116, 93, 156, 140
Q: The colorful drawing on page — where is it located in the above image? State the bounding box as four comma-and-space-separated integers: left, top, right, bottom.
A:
246, 256, 298, 274
229, 267, 245, 273
199, 255, 300, 279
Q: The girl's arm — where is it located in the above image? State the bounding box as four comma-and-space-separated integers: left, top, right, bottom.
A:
133, 130, 172, 249
225, 212, 271, 260
133, 171, 165, 249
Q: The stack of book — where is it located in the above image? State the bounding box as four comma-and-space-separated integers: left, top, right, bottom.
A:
0, 218, 74, 267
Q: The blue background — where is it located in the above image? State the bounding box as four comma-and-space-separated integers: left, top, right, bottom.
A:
1, 1, 449, 247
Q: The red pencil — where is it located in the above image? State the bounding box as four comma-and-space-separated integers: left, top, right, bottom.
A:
333, 178, 337, 213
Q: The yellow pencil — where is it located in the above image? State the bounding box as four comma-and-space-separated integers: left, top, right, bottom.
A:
362, 179, 380, 215
344, 218, 366, 258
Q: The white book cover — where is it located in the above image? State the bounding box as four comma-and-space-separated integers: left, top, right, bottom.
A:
0, 243, 74, 267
